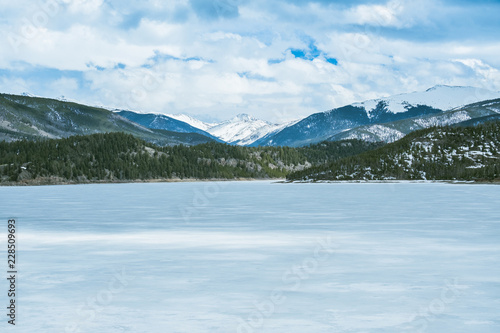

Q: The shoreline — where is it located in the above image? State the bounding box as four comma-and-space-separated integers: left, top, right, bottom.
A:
1, 177, 499, 186
281, 179, 500, 185
0, 177, 284, 187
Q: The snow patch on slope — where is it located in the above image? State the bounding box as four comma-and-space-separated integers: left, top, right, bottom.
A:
413, 111, 471, 128
344, 125, 404, 143
166, 114, 216, 131
365, 125, 405, 142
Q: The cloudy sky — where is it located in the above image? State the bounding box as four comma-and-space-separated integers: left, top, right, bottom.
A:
1, 0, 500, 122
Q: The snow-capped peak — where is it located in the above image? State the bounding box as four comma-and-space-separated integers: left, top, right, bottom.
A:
206, 115, 272, 145
353, 85, 500, 115
166, 111, 298, 145
161, 111, 291, 146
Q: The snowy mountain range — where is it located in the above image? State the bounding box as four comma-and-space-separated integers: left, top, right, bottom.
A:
117, 111, 294, 146
134, 85, 500, 147
251, 85, 500, 147
3, 85, 500, 147
120, 111, 297, 146
116, 86, 500, 147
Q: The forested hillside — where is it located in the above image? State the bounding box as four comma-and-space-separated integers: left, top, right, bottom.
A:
0, 133, 381, 184
287, 121, 500, 182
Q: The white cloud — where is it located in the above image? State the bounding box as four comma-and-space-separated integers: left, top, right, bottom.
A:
1, 24, 169, 70
346, 0, 406, 28
203, 31, 243, 42
453, 59, 500, 91
62, 0, 104, 14
132, 19, 182, 41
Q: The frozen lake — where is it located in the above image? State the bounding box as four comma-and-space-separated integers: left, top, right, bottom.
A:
1, 181, 499, 332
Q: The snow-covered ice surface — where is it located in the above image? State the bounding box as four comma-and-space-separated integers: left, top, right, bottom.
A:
1, 182, 499, 332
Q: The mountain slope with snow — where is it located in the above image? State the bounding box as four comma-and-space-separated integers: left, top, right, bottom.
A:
116, 111, 220, 141
165, 114, 216, 132
255, 85, 500, 147
0, 94, 216, 145
329, 98, 500, 143
354, 85, 500, 116
117, 110, 295, 146
6, 85, 499, 148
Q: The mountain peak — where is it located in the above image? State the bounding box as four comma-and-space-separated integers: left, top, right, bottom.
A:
205, 113, 285, 145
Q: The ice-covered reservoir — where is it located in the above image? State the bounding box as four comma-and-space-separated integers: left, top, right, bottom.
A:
0, 181, 499, 332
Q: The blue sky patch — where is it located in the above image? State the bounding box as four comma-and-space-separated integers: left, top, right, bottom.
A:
326, 58, 338, 65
